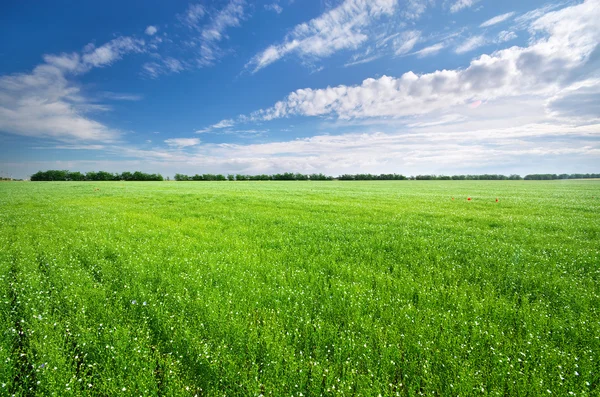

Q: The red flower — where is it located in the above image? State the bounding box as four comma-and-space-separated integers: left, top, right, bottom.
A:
467, 197, 471, 201
496, 198, 499, 202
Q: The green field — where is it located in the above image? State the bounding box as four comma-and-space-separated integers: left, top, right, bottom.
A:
1, 181, 599, 396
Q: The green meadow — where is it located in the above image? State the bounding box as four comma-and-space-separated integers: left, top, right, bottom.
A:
0, 181, 598, 396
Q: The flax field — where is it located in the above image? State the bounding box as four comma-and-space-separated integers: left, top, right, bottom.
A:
0, 181, 598, 396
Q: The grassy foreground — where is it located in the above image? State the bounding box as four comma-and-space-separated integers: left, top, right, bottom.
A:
0, 181, 598, 396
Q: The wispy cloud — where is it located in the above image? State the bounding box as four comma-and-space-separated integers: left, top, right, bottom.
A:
496, 30, 517, 43
265, 2, 283, 14
344, 55, 382, 67
196, 119, 236, 133
142, 57, 186, 78
0, 36, 145, 142
101, 92, 143, 101
164, 138, 201, 148
479, 12, 515, 28
179, 4, 206, 29
449, 0, 480, 13
175, 1, 246, 68
414, 42, 445, 57
246, 0, 397, 73
197, 0, 246, 66
455, 35, 486, 54
394, 30, 421, 55
403, 0, 429, 19
81, 37, 145, 68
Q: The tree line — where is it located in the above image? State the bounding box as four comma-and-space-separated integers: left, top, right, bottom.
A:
523, 173, 600, 180
29, 170, 600, 181
30, 170, 164, 181
174, 173, 334, 181
413, 174, 523, 180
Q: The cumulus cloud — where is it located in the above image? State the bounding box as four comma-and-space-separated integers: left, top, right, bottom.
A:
247, 0, 396, 72
164, 138, 201, 148
479, 12, 515, 28
0, 36, 145, 142
246, 0, 599, 122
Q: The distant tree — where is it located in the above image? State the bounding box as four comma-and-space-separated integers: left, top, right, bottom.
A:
69, 171, 85, 181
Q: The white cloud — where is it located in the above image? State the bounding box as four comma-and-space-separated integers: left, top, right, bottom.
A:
7, 113, 598, 179
513, 3, 563, 29
129, 118, 600, 176
479, 12, 515, 28
164, 138, 201, 148
265, 3, 283, 14
450, 0, 480, 13
81, 37, 145, 68
414, 42, 445, 57
197, 0, 245, 66
196, 119, 236, 133
180, 4, 206, 28
40, 36, 144, 75
247, 0, 397, 72
142, 57, 186, 78
455, 35, 486, 54
394, 30, 421, 55
496, 30, 517, 43
212, 119, 235, 129
406, 113, 467, 127
403, 0, 429, 20
0, 36, 144, 142
145, 25, 158, 36
247, 0, 600, 122
546, 78, 600, 123
164, 57, 184, 73
201, 0, 245, 42
344, 55, 382, 67
102, 92, 143, 101
176, 1, 246, 68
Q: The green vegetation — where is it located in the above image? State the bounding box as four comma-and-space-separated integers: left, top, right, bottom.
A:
30, 170, 164, 181
1, 181, 598, 396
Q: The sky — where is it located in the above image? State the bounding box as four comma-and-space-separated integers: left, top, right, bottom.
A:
0, 0, 599, 179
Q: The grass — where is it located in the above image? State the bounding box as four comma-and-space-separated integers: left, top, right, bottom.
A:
0, 180, 598, 396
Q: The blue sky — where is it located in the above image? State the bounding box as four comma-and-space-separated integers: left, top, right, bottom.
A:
0, 0, 599, 179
